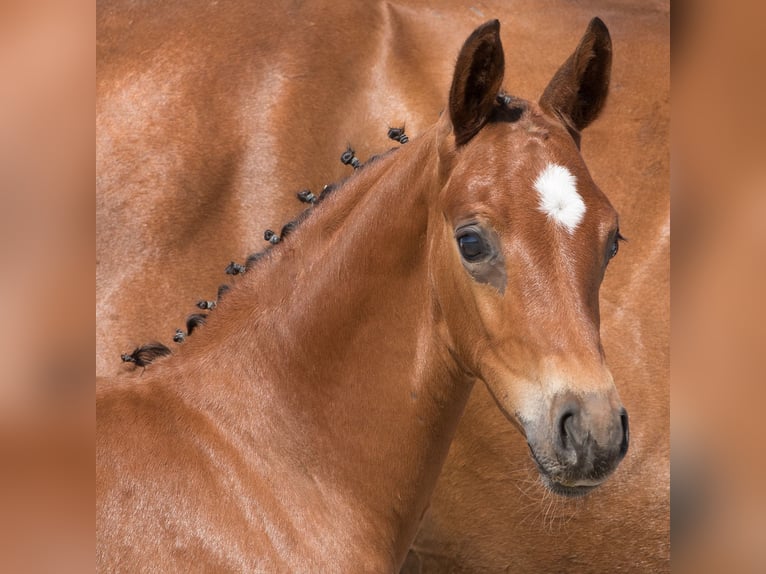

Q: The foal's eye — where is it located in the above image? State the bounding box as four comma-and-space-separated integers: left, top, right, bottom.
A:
608, 232, 626, 261
457, 230, 488, 262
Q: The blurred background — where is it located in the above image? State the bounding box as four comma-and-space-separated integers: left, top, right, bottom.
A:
0, 0, 764, 571
673, 0, 766, 572
0, 0, 92, 571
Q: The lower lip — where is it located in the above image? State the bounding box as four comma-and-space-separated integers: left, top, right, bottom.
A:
546, 480, 600, 498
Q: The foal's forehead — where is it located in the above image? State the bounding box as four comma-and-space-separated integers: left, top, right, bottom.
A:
459, 108, 615, 219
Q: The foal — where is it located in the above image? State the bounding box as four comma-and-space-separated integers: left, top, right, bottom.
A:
97, 19, 626, 571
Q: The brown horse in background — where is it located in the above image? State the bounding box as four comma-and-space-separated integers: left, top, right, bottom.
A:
97, 1, 669, 571
98, 18, 631, 571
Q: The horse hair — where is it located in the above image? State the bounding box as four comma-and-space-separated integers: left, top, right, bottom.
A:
120, 342, 172, 367
217, 284, 231, 300
360, 146, 398, 168
116, 109, 521, 369
116, 136, 409, 368
319, 182, 339, 199
493, 93, 527, 123
245, 252, 267, 270
280, 220, 298, 239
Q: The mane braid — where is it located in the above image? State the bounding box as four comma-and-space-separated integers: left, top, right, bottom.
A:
120, 342, 171, 367
235, 138, 393, 279
340, 146, 362, 169
186, 313, 207, 335
225, 261, 246, 275
387, 126, 409, 144
117, 138, 390, 369
264, 229, 281, 245
297, 189, 318, 204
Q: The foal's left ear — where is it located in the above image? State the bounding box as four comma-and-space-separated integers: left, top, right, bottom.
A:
540, 18, 612, 142
449, 20, 505, 146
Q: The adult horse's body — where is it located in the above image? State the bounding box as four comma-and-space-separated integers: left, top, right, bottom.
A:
97, 1, 669, 571
96, 0, 457, 376
98, 18, 629, 571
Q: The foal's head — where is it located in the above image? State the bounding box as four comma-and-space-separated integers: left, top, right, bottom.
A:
433, 19, 626, 496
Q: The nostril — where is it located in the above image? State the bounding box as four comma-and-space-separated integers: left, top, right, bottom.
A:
559, 411, 574, 450
619, 408, 630, 457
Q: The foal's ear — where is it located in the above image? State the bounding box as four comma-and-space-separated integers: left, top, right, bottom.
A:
449, 20, 505, 146
539, 18, 612, 140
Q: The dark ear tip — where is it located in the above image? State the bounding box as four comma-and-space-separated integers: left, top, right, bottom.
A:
485, 19, 501, 37
588, 17, 611, 42
473, 19, 500, 39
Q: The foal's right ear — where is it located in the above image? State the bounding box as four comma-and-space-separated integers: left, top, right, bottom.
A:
449, 20, 505, 146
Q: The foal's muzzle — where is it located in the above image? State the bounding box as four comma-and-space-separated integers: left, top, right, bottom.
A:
527, 392, 629, 497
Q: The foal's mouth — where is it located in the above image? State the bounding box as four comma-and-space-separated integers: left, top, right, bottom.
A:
526, 444, 608, 498
541, 475, 603, 498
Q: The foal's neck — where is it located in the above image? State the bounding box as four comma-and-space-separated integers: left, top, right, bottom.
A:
172, 125, 473, 565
